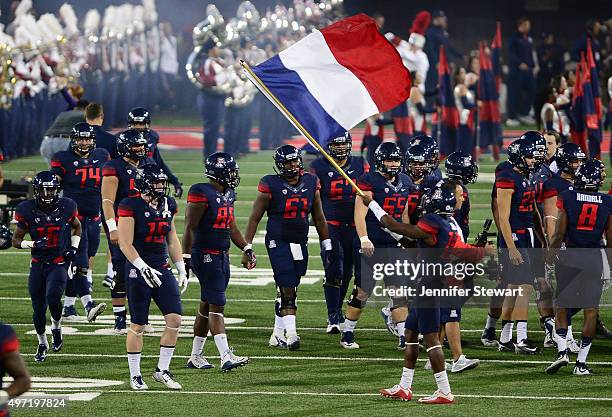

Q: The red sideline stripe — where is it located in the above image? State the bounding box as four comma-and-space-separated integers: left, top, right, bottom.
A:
320, 14, 411, 113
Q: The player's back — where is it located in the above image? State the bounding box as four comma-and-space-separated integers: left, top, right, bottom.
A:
187, 182, 236, 251
558, 188, 611, 248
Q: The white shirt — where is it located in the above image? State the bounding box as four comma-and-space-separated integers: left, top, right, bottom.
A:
159, 34, 178, 75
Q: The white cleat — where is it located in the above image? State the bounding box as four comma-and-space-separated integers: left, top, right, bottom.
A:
424, 359, 451, 371
86, 302, 106, 323
186, 354, 214, 369
340, 331, 359, 349
143, 323, 155, 333
268, 333, 287, 348
566, 338, 580, 354
573, 362, 593, 375
153, 369, 182, 390
451, 355, 480, 373
130, 376, 148, 390
221, 348, 249, 372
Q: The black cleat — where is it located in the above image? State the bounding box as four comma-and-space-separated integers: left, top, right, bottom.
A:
596, 316, 612, 339
515, 338, 540, 355
498, 340, 515, 352
34, 344, 48, 362
51, 328, 63, 352
481, 327, 498, 347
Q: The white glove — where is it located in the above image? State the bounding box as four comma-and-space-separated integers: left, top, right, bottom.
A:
175, 260, 188, 294
133, 257, 162, 288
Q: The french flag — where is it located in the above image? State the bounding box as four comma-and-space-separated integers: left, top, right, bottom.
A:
246, 14, 411, 146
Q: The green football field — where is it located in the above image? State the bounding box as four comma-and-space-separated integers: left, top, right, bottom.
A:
1, 149, 611, 417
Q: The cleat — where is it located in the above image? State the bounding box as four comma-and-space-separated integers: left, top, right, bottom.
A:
153, 368, 182, 390
418, 389, 455, 404
326, 312, 341, 334
62, 305, 79, 321
397, 335, 406, 351
143, 323, 155, 333
566, 338, 580, 354
379, 384, 412, 401
596, 317, 612, 339
187, 354, 215, 369
340, 331, 360, 349
451, 355, 479, 373
573, 362, 593, 375
424, 359, 450, 371
51, 328, 63, 352
113, 316, 127, 335
498, 340, 515, 352
130, 376, 148, 390
220, 348, 249, 372
34, 344, 48, 362
268, 334, 287, 348
545, 351, 569, 375
287, 335, 301, 351
543, 331, 556, 348
515, 339, 540, 355
480, 327, 498, 347
380, 307, 398, 336
85, 301, 106, 322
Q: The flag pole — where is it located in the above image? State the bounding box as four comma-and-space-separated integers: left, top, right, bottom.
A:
240, 60, 365, 197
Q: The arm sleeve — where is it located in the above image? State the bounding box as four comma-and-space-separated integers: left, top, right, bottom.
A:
186, 186, 209, 210
117, 200, 135, 217
102, 162, 117, 177
14, 204, 29, 229
258, 178, 272, 195
50, 157, 65, 177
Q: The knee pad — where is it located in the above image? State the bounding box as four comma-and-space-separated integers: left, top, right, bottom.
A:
280, 287, 297, 310
347, 287, 367, 309
324, 275, 342, 288
111, 274, 126, 298
75, 266, 89, 279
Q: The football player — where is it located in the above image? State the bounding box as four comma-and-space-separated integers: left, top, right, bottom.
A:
127, 107, 183, 198
546, 159, 611, 375
12, 171, 82, 361
366, 180, 494, 404
348, 142, 412, 350
244, 145, 333, 350
101, 129, 150, 334
310, 132, 368, 334
51, 122, 108, 322
496, 139, 545, 354
183, 152, 252, 371
0, 322, 31, 414
117, 165, 186, 390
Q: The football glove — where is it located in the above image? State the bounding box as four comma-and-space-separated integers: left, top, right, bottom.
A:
177, 272, 188, 294
244, 249, 256, 270
102, 275, 116, 290
141, 266, 162, 288
33, 237, 48, 249
63, 247, 78, 263
173, 182, 184, 199
183, 254, 192, 279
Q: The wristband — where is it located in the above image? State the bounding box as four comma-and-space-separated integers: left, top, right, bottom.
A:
360, 235, 371, 244
368, 200, 388, 221
106, 218, 117, 232
71, 235, 81, 249
132, 257, 148, 271
0, 389, 9, 406
183, 253, 191, 259
175, 260, 186, 276
20, 240, 34, 249
243, 244, 252, 252
321, 239, 332, 251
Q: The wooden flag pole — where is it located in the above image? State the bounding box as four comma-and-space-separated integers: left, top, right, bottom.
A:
240, 60, 365, 197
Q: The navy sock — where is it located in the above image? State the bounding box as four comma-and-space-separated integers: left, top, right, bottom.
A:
324, 286, 340, 317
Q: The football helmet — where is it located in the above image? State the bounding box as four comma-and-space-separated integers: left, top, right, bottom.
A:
555, 143, 586, 177
404, 145, 429, 180
327, 132, 352, 160
445, 151, 478, 184
574, 159, 605, 192
507, 138, 537, 175
70, 122, 96, 156
0, 225, 12, 250
520, 130, 546, 163
127, 107, 151, 131
374, 142, 403, 177
117, 129, 147, 162
205, 152, 240, 189
32, 171, 61, 211
273, 145, 303, 179
410, 135, 439, 173
421, 184, 457, 217
135, 164, 170, 199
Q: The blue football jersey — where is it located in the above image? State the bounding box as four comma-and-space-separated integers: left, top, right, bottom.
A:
453, 185, 471, 239
406, 175, 440, 225
540, 173, 572, 201
118, 195, 178, 267
357, 171, 413, 245
258, 173, 320, 244
102, 158, 149, 212
495, 168, 536, 231
557, 188, 612, 248
490, 160, 513, 199
187, 183, 236, 251
14, 197, 77, 262
51, 148, 110, 217
310, 155, 367, 225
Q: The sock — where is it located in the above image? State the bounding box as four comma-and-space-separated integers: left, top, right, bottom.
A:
577, 336, 592, 364
107, 263, 114, 277
400, 367, 414, 389
282, 315, 297, 338
191, 336, 207, 356
214, 334, 230, 356
128, 352, 141, 378
37, 333, 48, 347
113, 305, 127, 318
87, 269, 93, 285
556, 328, 567, 354
324, 286, 341, 317
516, 320, 527, 342
157, 345, 175, 371
396, 321, 406, 338
485, 313, 498, 330
63, 297, 76, 308
51, 318, 62, 330
433, 370, 451, 394
273, 315, 285, 337
567, 325, 574, 341
500, 320, 513, 343
80, 294, 93, 308
344, 319, 357, 333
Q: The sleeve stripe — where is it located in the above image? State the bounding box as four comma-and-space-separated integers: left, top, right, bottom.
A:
187, 193, 208, 203
495, 179, 515, 189
1, 336, 20, 354
417, 219, 438, 235
102, 167, 117, 177
258, 182, 271, 194
118, 208, 134, 217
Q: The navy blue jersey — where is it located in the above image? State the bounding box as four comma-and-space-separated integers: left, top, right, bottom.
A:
258, 173, 320, 244
490, 160, 513, 198
102, 158, 143, 213
51, 148, 110, 217
495, 168, 535, 230
406, 175, 440, 225
540, 173, 572, 201
187, 183, 236, 251
0, 323, 19, 400
14, 197, 77, 262
453, 185, 471, 239
431, 167, 443, 181
118, 196, 178, 268
93, 125, 118, 159
310, 155, 367, 225
557, 189, 612, 248
357, 172, 413, 245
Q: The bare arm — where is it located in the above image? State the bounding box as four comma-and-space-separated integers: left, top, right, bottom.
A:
230, 216, 248, 250
70, 215, 82, 238
543, 196, 558, 238
491, 197, 500, 230
166, 218, 182, 264
244, 192, 270, 244
354, 190, 372, 239
311, 191, 329, 241
117, 216, 140, 263
102, 175, 119, 244
182, 201, 205, 255
2, 350, 31, 397
11, 226, 27, 249
379, 215, 431, 240
532, 203, 546, 247
549, 208, 568, 250
496, 188, 516, 250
